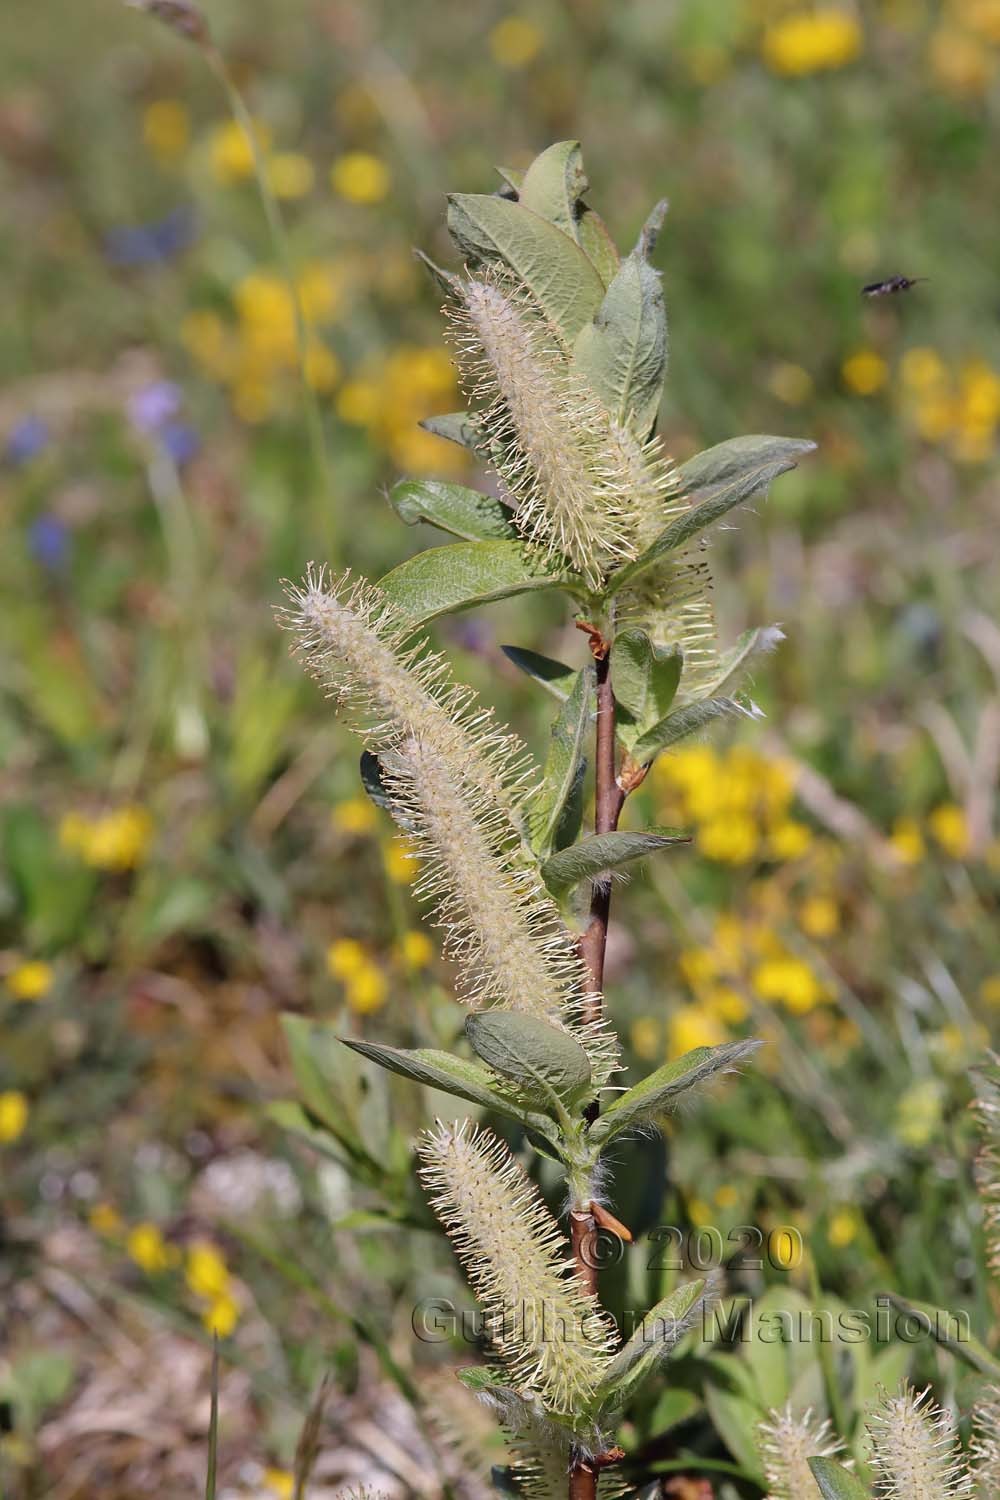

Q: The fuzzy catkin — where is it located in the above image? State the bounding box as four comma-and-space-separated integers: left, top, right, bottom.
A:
757, 1404, 842, 1499
418, 1121, 615, 1415
866, 1386, 974, 1499
974, 1058, 1000, 1277
971, 1386, 1000, 1497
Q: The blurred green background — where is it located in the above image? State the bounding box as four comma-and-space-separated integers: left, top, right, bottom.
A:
1, 0, 998, 1495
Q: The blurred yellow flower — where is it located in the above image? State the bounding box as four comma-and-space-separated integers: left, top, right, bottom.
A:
889, 815, 925, 865
928, 802, 969, 860
979, 974, 1000, 1007
268, 151, 315, 200
209, 118, 271, 183
347, 963, 388, 1014
303, 342, 341, 393
489, 16, 544, 67
841, 349, 888, 396
714, 1183, 738, 1209
762, 10, 862, 76
768, 362, 814, 405
678, 947, 719, 989
798, 894, 839, 938
827, 1206, 860, 1247
264, 1471, 295, 1500
384, 837, 419, 883
630, 1017, 661, 1060
964, 0, 1000, 42
706, 986, 750, 1024
332, 797, 378, 836
895, 1077, 943, 1147
327, 938, 368, 981
89, 1202, 123, 1237
181, 310, 235, 380
60, 806, 153, 871
901, 346, 946, 391
668, 1004, 727, 1058
929, 26, 996, 92
186, 1241, 230, 1300
697, 815, 759, 864
126, 1222, 171, 1274
752, 955, 826, 1014
330, 151, 390, 204
398, 930, 433, 971
688, 1197, 713, 1226
236, 271, 298, 365
297, 261, 344, 325
0, 1090, 29, 1144
337, 379, 381, 426
6, 960, 54, 1001
203, 1292, 240, 1337
768, 820, 813, 861
142, 99, 190, 163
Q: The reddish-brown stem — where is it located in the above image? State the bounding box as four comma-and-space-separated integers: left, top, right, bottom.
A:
570, 649, 628, 1500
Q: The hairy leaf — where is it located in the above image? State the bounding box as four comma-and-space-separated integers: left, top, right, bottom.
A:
611, 630, 681, 745
418, 410, 486, 452
590, 1039, 760, 1143
808, 1458, 870, 1500
696, 625, 784, 699
884, 1294, 1000, 1379
447, 193, 605, 343
630, 696, 746, 765
390, 478, 517, 541
573, 200, 668, 435
577, 205, 621, 287
377, 541, 574, 627
597, 1279, 707, 1410
608, 435, 816, 595
541, 828, 688, 897
517, 140, 588, 241
465, 1011, 592, 1102
531, 667, 593, 858
501, 644, 577, 701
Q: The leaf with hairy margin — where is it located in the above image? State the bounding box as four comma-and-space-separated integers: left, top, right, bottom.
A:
501, 645, 577, 701
418, 410, 487, 453
517, 140, 588, 242
611, 630, 681, 748
390, 479, 518, 541
630, 696, 748, 766
808, 1459, 870, 1500
530, 667, 592, 858
540, 828, 688, 897
465, 1011, 592, 1102
378, 541, 577, 628
596, 1280, 707, 1411
590, 1039, 761, 1143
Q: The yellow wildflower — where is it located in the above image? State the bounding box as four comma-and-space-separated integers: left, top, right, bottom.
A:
297, 261, 344, 325
768, 362, 814, 405
929, 26, 996, 93
768, 820, 812, 861
142, 99, 190, 163
630, 1017, 661, 1060
798, 894, 839, 939
6, 960, 54, 1002
928, 802, 969, 860
330, 151, 390, 204
752, 955, 826, 1014
347, 963, 388, 1014
181, 310, 235, 380
489, 16, 544, 67
889, 815, 925, 865
827, 1206, 860, 1248
668, 1004, 727, 1058
209, 118, 271, 183
841, 349, 888, 396
202, 1293, 240, 1337
714, 1184, 738, 1209
697, 815, 759, 865
327, 938, 368, 981
762, 10, 863, 76
235, 272, 298, 365
895, 1078, 943, 1148
678, 948, 719, 989
901, 347, 946, 391
264, 1471, 295, 1500
89, 1202, 124, 1237
706, 986, 750, 1024
336, 379, 381, 426
688, 1197, 713, 1227
185, 1241, 230, 1301
0, 1091, 29, 1144
267, 151, 315, 200
303, 342, 341, 393
60, 807, 153, 870
384, 837, 419, 884
398, 930, 433, 971
332, 797, 378, 836
126, 1222, 171, 1274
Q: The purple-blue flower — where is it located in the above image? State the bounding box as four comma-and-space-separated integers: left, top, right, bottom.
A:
5, 415, 49, 466
28, 515, 70, 569
128, 381, 183, 434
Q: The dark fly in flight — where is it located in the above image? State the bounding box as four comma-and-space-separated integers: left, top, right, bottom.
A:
861, 275, 928, 297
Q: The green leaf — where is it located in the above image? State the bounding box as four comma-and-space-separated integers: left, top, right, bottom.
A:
267, 1100, 354, 1167
703, 1382, 766, 1482
572, 201, 668, 436
808, 1458, 870, 1500
607, 435, 816, 596
377, 541, 573, 628
577, 206, 621, 287
281, 1014, 353, 1137
495, 165, 525, 194
695, 625, 784, 699
590, 1040, 760, 1143
540, 828, 688, 897
390, 479, 518, 542
413, 248, 462, 298
596, 1280, 707, 1411
630, 696, 747, 766
447, 193, 606, 343
418, 411, 485, 452
610, 630, 681, 743
501, 645, 577, 702
530, 667, 592, 858
339, 1036, 556, 1135
465, 1011, 592, 1103
205, 1341, 219, 1500
884, 1294, 1000, 1378
517, 140, 588, 242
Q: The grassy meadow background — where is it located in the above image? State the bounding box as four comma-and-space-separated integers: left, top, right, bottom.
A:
1, 0, 999, 1495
